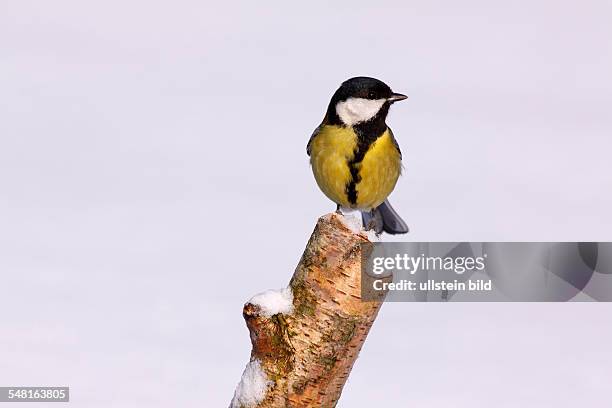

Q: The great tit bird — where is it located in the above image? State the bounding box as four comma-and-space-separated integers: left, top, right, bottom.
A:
307, 77, 409, 234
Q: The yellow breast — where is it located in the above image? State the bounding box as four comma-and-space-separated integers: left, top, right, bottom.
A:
354, 130, 402, 209
309, 125, 401, 210
309, 125, 356, 208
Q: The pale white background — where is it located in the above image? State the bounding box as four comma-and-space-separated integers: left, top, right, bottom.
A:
1, 1, 611, 407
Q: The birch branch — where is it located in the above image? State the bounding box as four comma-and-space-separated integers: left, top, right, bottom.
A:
230, 213, 388, 408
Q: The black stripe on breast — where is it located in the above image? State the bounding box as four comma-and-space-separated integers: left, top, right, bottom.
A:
345, 112, 389, 205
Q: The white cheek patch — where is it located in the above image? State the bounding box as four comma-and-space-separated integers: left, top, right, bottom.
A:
335, 97, 386, 126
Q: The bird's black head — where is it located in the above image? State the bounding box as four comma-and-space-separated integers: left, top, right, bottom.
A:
326, 77, 407, 127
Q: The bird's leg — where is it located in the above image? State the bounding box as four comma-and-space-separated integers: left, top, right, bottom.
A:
363, 208, 384, 235
335, 204, 342, 214
366, 210, 376, 230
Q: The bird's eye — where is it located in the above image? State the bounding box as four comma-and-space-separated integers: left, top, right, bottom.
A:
368, 91, 375, 99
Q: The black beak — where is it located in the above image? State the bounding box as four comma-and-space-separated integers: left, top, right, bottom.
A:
388, 93, 408, 103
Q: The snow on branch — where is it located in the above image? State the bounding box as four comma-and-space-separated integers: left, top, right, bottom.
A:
247, 287, 294, 318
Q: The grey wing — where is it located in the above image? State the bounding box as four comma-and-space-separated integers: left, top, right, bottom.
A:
306, 125, 321, 157
388, 127, 402, 159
